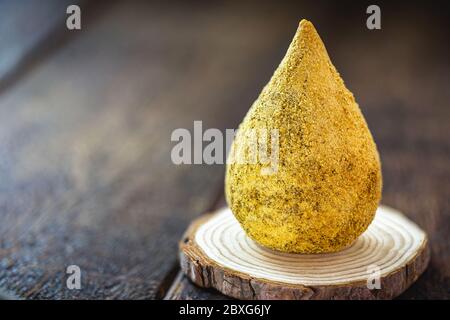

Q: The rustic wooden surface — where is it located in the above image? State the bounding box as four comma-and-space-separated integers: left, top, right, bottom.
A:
0, 1, 449, 299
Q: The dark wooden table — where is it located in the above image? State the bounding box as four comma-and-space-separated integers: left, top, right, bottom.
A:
0, 1, 448, 299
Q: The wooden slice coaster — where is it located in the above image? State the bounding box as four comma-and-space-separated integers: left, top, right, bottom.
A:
179, 205, 429, 300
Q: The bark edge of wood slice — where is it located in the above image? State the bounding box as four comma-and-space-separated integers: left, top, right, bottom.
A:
179, 205, 430, 300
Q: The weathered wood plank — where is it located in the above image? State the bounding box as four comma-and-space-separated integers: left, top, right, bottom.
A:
0, 1, 310, 299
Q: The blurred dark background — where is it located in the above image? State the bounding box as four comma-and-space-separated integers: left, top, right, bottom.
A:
0, 0, 448, 299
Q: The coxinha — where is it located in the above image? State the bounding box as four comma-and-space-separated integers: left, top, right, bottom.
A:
225, 20, 382, 254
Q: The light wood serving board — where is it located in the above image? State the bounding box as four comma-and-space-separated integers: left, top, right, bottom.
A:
179, 205, 429, 300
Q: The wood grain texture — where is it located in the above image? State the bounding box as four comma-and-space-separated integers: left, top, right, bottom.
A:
0, 1, 312, 299
0, 1, 448, 300
179, 206, 430, 300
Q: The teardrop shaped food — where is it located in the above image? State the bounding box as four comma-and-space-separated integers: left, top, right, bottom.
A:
225, 20, 382, 253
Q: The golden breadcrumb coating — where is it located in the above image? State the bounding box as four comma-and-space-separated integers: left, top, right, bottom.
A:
225, 20, 382, 253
